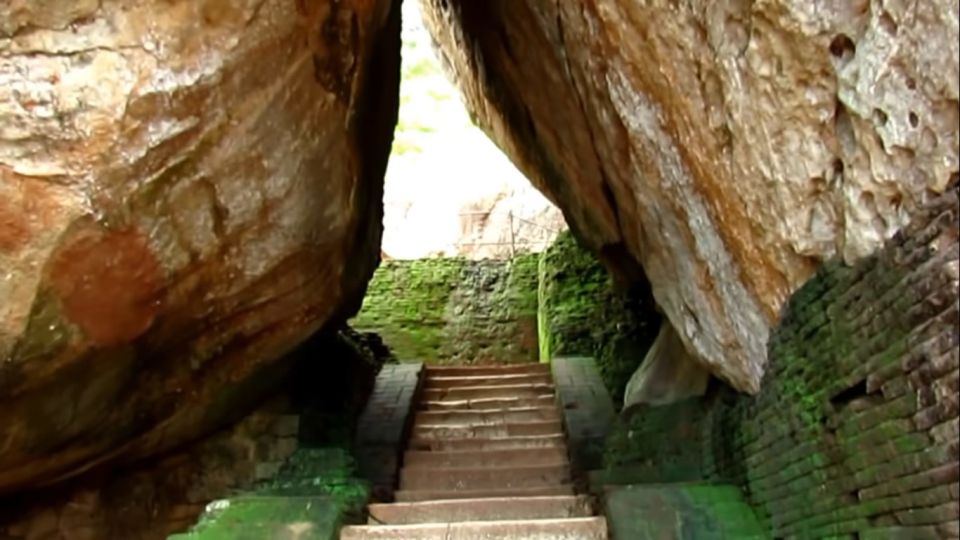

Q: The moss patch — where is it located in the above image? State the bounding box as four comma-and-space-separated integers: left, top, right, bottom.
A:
352, 256, 539, 364
169, 447, 368, 540
538, 232, 659, 404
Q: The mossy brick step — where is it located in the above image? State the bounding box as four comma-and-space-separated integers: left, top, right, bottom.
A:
422, 384, 556, 401
399, 464, 571, 491
424, 372, 553, 388
341, 517, 607, 539
394, 485, 577, 502
408, 433, 566, 452
403, 447, 569, 469
168, 495, 341, 540
414, 407, 561, 426
603, 483, 767, 540
424, 364, 550, 377
412, 420, 563, 440
366, 495, 594, 524
420, 395, 556, 411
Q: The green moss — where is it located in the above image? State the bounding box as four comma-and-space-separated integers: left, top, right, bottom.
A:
172, 449, 368, 540
170, 496, 343, 540
538, 231, 659, 404
352, 257, 539, 364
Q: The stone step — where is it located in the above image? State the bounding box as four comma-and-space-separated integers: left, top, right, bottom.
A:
424, 372, 553, 388
399, 464, 571, 491
403, 447, 569, 469
603, 483, 766, 539
425, 364, 550, 377
394, 485, 577, 502
412, 420, 563, 440
342, 517, 608, 540
414, 407, 560, 427
408, 434, 567, 452
422, 384, 556, 402
366, 495, 595, 524
421, 395, 556, 411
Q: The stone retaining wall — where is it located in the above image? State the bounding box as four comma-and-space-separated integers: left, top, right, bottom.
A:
352, 256, 539, 363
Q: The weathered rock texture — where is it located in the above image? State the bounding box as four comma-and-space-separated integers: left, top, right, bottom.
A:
605, 188, 960, 537
0, 0, 400, 493
0, 325, 388, 539
420, 0, 960, 392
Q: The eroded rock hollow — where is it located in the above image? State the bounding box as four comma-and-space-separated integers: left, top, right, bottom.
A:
419, 0, 959, 392
0, 0, 400, 493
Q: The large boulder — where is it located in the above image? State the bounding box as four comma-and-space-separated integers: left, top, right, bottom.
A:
420, 0, 959, 392
0, 0, 400, 493
623, 323, 709, 410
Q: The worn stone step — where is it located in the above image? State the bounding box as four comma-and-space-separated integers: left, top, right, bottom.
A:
421, 395, 556, 411
425, 364, 550, 377
412, 420, 563, 440
342, 516, 607, 539
394, 485, 577, 502
366, 495, 594, 524
404, 447, 569, 469
603, 483, 766, 539
424, 372, 553, 389
414, 407, 560, 427
400, 464, 571, 491
422, 384, 556, 402
408, 434, 567, 452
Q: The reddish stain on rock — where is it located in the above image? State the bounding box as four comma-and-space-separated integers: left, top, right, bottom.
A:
49, 225, 164, 347
0, 177, 64, 254
0, 197, 32, 253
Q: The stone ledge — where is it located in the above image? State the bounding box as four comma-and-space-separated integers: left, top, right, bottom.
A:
354, 363, 424, 501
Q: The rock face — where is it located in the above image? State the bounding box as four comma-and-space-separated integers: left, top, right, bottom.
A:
419, 0, 959, 392
0, 0, 400, 493
623, 323, 709, 410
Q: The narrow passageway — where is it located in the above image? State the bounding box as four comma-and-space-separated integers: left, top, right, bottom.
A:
342, 363, 608, 539
2, 0, 956, 537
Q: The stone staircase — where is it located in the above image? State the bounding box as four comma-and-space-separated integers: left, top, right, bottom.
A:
340, 363, 609, 539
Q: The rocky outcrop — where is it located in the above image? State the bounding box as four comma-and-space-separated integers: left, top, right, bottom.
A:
0, 0, 400, 493
419, 0, 960, 393
623, 324, 710, 410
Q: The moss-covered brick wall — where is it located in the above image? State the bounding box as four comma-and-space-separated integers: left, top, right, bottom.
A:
351, 255, 539, 363
538, 231, 660, 405
605, 189, 960, 538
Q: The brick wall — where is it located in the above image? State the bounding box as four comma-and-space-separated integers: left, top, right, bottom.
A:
608, 189, 959, 537
352, 256, 539, 363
